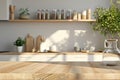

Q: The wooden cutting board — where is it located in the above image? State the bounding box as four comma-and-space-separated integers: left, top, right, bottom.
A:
36, 35, 45, 52
25, 34, 34, 52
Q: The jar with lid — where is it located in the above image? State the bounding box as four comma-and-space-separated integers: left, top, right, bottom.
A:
66, 10, 72, 20
56, 9, 61, 20
73, 10, 78, 20
41, 9, 45, 20
61, 9, 66, 20
37, 9, 41, 20
45, 9, 50, 20
82, 10, 87, 19
77, 12, 81, 20
50, 9, 56, 19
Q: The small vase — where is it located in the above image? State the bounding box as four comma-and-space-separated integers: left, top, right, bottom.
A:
17, 46, 23, 53
103, 39, 120, 66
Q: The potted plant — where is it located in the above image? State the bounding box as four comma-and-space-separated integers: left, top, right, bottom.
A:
19, 8, 30, 19
14, 37, 25, 52
92, 0, 120, 65
93, 2, 120, 39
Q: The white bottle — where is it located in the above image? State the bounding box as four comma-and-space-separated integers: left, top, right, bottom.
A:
40, 42, 47, 52
82, 10, 87, 19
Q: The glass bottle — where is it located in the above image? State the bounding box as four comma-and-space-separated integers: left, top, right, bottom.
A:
50, 9, 56, 19
73, 10, 78, 20
56, 9, 61, 20
61, 9, 66, 20
103, 39, 120, 66
37, 9, 41, 20
41, 9, 45, 20
45, 9, 50, 20
66, 10, 72, 20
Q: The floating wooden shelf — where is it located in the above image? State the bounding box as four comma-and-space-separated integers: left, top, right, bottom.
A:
9, 19, 96, 22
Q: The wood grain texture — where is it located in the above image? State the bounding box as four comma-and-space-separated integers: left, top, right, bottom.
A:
0, 52, 102, 55
9, 5, 15, 20
9, 19, 96, 22
0, 62, 119, 80
36, 35, 45, 52
25, 34, 34, 52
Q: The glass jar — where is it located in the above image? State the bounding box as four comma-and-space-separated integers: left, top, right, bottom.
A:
45, 9, 50, 20
50, 9, 56, 19
41, 9, 45, 20
37, 9, 41, 20
56, 9, 61, 20
61, 9, 66, 20
66, 10, 71, 20
103, 39, 120, 66
73, 10, 78, 20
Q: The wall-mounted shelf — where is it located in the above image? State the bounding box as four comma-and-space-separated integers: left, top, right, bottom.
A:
9, 19, 96, 22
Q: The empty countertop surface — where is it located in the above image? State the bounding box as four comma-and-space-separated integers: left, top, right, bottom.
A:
0, 52, 103, 55
0, 62, 119, 80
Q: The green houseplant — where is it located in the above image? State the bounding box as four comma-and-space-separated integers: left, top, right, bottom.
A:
93, 3, 120, 39
14, 37, 25, 52
92, 0, 120, 66
19, 8, 30, 19
93, 0, 120, 53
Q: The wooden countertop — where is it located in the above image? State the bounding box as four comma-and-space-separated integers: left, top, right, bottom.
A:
0, 62, 119, 80
0, 52, 103, 55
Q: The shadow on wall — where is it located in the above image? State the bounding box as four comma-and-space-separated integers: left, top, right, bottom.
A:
40, 23, 104, 52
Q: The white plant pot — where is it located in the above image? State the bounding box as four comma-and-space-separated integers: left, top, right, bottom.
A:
17, 46, 23, 53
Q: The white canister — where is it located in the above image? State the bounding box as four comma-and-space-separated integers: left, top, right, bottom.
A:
40, 42, 48, 52
82, 10, 87, 19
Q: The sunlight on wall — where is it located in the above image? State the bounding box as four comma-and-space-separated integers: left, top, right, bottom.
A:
40, 30, 98, 52
42, 30, 70, 51
74, 30, 86, 37
83, 41, 96, 51
49, 30, 69, 43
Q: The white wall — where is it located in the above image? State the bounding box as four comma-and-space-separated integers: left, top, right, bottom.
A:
0, 0, 110, 52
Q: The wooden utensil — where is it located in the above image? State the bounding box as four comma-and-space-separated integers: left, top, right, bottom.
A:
25, 34, 34, 52
9, 5, 15, 20
36, 35, 45, 52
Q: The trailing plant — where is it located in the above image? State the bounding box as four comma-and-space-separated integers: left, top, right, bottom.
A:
92, 0, 120, 38
14, 37, 25, 46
